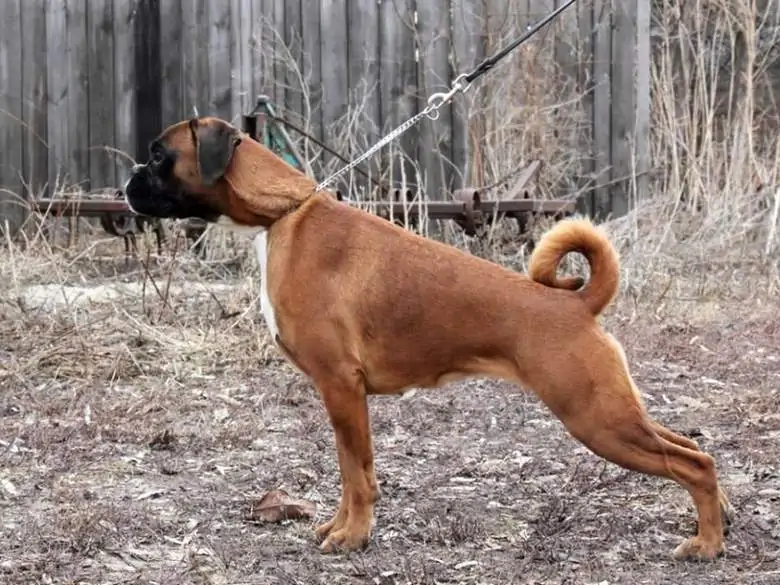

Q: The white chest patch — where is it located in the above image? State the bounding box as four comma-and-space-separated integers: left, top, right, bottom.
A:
212, 216, 279, 342
216, 215, 264, 237
253, 231, 279, 341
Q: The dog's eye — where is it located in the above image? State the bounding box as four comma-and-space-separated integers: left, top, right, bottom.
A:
151, 150, 164, 164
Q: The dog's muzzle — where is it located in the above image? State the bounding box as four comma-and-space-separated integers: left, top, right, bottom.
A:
124, 164, 159, 217
124, 163, 220, 222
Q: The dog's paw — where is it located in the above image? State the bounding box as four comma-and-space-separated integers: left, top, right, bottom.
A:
314, 500, 351, 542
314, 516, 343, 541
319, 527, 370, 554
673, 537, 724, 561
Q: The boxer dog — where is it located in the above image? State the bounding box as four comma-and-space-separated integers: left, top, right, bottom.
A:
125, 116, 732, 560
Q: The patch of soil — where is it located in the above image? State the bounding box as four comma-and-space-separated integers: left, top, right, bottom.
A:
1, 312, 779, 584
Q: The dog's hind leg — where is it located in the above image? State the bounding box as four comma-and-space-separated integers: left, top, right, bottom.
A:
649, 421, 734, 530
312, 368, 378, 553
560, 400, 725, 561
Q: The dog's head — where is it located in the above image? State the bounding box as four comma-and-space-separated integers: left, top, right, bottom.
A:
125, 116, 314, 229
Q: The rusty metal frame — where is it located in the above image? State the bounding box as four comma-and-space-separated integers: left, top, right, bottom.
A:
31, 194, 573, 224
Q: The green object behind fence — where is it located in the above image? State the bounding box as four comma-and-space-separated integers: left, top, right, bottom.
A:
242, 96, 306, 173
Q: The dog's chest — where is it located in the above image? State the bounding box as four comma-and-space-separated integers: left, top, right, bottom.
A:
253, 232, 280, 341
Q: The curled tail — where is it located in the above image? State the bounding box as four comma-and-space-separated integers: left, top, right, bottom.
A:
528, 217, 620, 316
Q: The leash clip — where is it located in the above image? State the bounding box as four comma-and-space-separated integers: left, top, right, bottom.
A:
425, 74, 471, 120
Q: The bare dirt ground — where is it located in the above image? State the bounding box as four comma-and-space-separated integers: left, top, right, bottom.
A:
1, 250, 779, 585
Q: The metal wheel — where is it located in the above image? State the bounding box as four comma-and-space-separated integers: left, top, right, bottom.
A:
99, 213, 138, 237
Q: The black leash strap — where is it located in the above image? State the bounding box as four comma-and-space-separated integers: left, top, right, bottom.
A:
463, 0, 579, 84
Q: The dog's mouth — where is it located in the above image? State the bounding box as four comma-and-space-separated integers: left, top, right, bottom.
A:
125, 165, 220, 222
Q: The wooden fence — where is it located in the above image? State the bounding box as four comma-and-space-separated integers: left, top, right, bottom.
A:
0, 0, 650, 235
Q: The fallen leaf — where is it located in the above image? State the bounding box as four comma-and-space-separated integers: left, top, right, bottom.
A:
246, 489, 317, 523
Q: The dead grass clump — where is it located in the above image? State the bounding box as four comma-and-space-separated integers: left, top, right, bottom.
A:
600, 1, 780, 312
435, 506, 487, 545
7, 498, 126, 561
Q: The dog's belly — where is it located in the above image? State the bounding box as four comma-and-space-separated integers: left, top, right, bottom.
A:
253, 231, 279, 341
364, 353, 520, 396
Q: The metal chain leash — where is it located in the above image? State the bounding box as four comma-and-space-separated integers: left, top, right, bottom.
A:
315, 74, 470, 193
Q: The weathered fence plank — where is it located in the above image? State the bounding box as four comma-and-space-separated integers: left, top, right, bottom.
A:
194, 0, 211, 117
230, 0, 243, 119
68, 0, 90, 190
0, 0, 24, 234
379, 0, 418, 189
416, 1, 453, 199
635, 0, 651, 207
231, 0, 255, 118
180, 1, 198, 116
266, 0, 288, 108
611, 0, 641, 217
576, 0, 594, 212
21, 0, 48, 201
319, 0, 349, 171
45, 0, 70, 191
347, 0, 380, 189
181, 0, 211, 118
592, 0, 612, 218
114, 0, 137, 180
88, 0, 117, 189
208, 1, 233, 121
283, 0, 304, 124
160, 0, 184, 127
238, 0, 256, 114
347, 0, 380, 133
300, 0, 323, 151
252, 0, 270, 99
134, 0, 162, 164
451, 0, 485, 189
554, 0, 580, 85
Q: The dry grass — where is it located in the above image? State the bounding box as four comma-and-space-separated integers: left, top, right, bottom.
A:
2, 2, 780, 584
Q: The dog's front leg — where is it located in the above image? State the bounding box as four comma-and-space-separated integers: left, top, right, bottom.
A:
313, 371, 377, 553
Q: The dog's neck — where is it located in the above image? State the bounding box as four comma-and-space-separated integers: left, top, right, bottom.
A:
221, 137, 319, 229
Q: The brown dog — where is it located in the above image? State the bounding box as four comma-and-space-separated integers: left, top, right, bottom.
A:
125, 116, 732, 560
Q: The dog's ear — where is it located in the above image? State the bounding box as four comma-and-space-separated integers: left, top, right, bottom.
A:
190, 118, 242, 186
